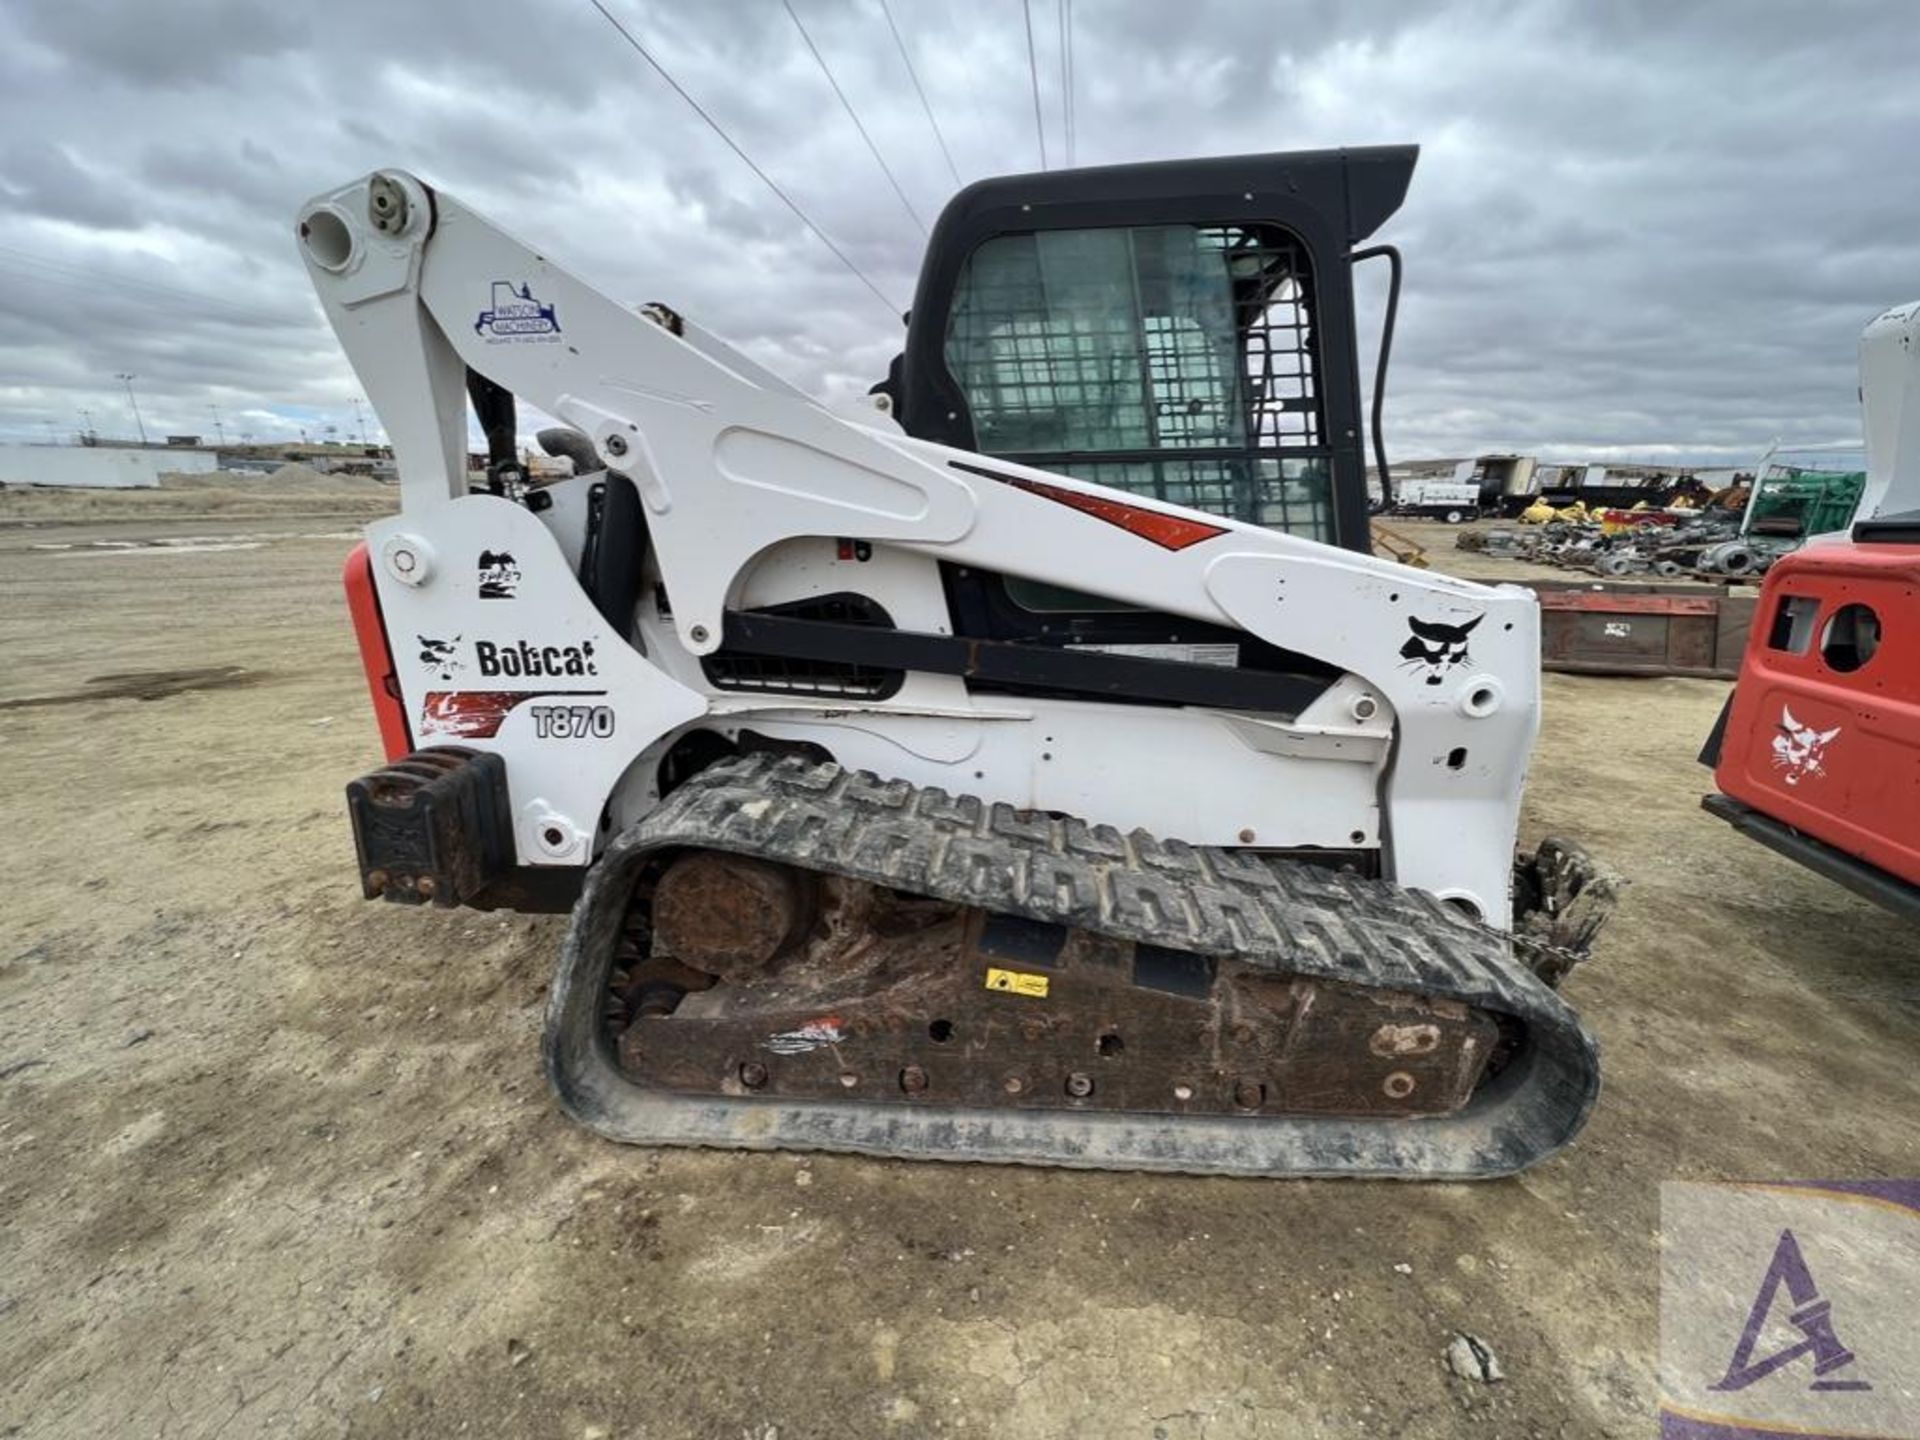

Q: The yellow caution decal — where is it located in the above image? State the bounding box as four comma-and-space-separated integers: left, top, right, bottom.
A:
983, 967, 1049, 998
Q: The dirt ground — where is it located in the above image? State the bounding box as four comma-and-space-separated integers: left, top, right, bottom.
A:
0, 466, 396, 528
0, 502, 1913, 1440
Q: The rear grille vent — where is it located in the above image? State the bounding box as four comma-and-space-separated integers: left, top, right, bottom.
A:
702, 594, 904, 700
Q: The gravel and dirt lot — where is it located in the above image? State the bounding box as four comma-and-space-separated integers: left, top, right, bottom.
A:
0, 499, 1913, 1439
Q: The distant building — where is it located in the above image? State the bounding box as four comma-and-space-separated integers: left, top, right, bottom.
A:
0, 444, 218, 489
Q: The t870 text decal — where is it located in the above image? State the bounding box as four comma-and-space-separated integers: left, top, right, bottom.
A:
530, 704, 616, 740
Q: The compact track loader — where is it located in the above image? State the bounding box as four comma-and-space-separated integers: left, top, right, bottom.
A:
305, 147, 1613, 1178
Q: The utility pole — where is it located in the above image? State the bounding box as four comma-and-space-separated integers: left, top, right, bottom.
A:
208, 402, 226, 447
116, 373, 148, 445
351, 396, 370, 446
79, 408, 94, 445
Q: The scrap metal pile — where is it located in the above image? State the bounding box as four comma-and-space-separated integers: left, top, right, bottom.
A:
1460, 464, 1866, 582
1460, 503, 1761, 578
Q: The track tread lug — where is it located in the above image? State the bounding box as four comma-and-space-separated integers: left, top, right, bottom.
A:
986, 803, 1056, 847
1063, 817, 1129, 860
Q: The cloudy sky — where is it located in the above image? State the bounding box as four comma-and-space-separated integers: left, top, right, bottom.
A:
1, 0, 1913, 463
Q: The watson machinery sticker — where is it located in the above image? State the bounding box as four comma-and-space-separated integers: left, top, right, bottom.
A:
475, 281, 561, 342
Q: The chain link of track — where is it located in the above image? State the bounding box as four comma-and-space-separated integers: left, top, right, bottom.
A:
543, 754, 1602, 1178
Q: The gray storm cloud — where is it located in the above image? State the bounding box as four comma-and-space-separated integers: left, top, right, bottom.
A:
1, 0, 1913, 461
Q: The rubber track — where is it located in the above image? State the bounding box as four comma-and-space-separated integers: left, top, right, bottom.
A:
544, 754, 1601, 1178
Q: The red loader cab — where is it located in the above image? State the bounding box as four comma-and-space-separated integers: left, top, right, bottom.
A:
1703, 512, 1920, 921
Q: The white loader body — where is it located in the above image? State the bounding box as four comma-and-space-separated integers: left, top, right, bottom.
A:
303, 170, 1539, 926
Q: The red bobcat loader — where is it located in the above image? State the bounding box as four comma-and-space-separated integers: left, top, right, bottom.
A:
1703, 302, 1920, 921
305, 149, 1614, 1179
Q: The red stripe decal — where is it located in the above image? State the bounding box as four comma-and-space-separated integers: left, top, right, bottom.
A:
954, 462, 1228, 551
419, 689, 609, 739
420, 690, 528, 740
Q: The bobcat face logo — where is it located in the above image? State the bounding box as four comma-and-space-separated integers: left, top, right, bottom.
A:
417, 635, 463, 682
1772, 705, 1840, 786
1400, 614, 1483, 686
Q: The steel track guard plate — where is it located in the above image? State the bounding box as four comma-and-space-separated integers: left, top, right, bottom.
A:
543, 756, 1602, 1179
616, 908, 1501, 1118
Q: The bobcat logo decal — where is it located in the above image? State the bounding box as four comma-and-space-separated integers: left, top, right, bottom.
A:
417, 635, 463, 683
1400, 614, 1483, 686
476, 550, 520, 600
1771, 705, 1840, 786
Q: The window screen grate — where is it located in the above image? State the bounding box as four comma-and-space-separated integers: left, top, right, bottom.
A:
944, 224, 1331, 537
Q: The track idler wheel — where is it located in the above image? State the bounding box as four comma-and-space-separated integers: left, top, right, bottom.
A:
650, 851, 815, 983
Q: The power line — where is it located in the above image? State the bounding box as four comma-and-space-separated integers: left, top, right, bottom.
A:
1061, 0, 1076, 166
1021, 0, 1048, 170
0, 244, 292, 327
879, 0, 961, 189
783, 0, 926, 235
116, 373, 148, 445
584, 0, 902, 317
1056, 0, 1068, 166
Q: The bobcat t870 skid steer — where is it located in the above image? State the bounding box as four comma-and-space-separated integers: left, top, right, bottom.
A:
302, 146, 1613, 1178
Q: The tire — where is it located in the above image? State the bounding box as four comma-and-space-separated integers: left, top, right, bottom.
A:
1444, 510, 1465, 525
